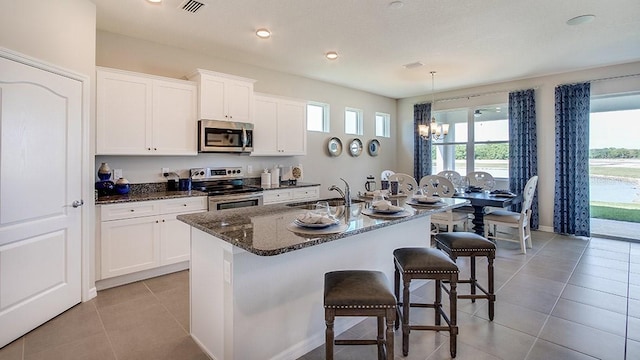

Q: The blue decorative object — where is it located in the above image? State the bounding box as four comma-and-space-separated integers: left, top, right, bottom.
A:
97, 162, 112, 181
115, 178, 130, 195
95, 180, 115, 196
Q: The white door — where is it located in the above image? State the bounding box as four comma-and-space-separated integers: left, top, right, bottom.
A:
0, 55, 83, 347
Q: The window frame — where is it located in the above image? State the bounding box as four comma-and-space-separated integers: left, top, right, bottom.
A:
306, 101, 330, 133
344, 107, 363, 135
375, 112, 391, 138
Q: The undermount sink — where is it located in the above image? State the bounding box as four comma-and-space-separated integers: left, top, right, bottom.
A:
286, 197, 364, 210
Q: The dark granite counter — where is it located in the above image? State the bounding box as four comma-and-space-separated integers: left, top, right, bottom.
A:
260, 182, 320, 190
96, 190, 207, 205
178, 197, 468, 256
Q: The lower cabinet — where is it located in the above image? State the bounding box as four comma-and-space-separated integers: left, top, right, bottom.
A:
98, 197, 207, 280
263, 186, 320, 205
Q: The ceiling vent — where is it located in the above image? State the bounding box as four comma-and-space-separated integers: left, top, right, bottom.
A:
403, 61, 424, 69
180, 0, 205, 13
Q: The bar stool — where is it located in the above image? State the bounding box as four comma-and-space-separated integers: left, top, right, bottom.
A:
435, 232, 496, 320
393, 247, 459, 358
324, 270, 396, 360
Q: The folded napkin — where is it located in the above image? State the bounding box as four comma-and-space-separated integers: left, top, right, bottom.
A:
296, 212, 336, 224
371, 200, 404, 212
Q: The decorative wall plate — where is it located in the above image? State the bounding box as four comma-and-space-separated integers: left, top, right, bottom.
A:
349, 138, 363, 157
327, 137, 343, 157
368, 139, 380, 156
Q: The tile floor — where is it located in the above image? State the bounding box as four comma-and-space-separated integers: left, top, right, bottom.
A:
1, 230, 639, 360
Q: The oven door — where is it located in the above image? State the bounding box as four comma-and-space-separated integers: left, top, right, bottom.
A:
208, 192, 263, 211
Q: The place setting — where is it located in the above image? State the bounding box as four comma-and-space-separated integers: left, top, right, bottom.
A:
286, 201, 348, 235
362, 192, 412, 219
406, 189, 447, 209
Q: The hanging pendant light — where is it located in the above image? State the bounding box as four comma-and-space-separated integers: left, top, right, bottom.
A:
419, 71, 448, 140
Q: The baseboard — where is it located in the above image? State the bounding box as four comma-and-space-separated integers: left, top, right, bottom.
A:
96, 261, 189, 291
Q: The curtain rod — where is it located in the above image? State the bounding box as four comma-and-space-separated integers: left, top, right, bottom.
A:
563, 72, 640, 86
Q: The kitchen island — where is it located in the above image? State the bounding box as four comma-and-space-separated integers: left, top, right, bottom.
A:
178, 197, 468, 360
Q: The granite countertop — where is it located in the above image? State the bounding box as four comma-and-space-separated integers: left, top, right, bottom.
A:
96, 190, 207, 205
260, 182, 320, 190
177, 197, 468, 256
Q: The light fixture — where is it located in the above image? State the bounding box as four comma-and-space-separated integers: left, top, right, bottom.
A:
566, 14, 595, 26
256, 28, 271, 39
325, 51, 339, 60
147, 0, 162, 3
418, 71, 449, 141
474, 109, 482, 117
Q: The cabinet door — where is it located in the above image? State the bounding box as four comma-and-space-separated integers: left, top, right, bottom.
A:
153, 80, 197, 155
96, 70, 152, 154
100, 216, 160, 279
159, 215, 192, 265
293, 186, 319, 201
252, 96, 279, 155
226, 79, 253, 123
277, 99, 306, 155
199, 75, 227, 120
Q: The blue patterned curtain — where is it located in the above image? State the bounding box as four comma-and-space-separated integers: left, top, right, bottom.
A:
508, 89, 539, 228
414, 103, 432, 180
553, 82, 591, 236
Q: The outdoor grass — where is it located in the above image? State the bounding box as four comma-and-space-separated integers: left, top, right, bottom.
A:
590, 201, 640, 223
590, 166, 640, 179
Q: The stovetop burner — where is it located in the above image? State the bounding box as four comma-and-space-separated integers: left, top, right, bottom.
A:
190, 167, 262, 196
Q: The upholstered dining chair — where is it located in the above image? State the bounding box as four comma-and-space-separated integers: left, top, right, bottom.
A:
483, 175, 539, 254
466, 171, 495, 190
419, 175, 468, 233
389, 173, 418, 196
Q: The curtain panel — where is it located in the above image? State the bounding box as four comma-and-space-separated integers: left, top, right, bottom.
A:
508, 89, 539, 228
413, 103, 433, 181
553, 82, 591, 236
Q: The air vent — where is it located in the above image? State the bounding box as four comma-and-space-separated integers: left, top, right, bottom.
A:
180, 0, 205, 13
403, 61, 424, 69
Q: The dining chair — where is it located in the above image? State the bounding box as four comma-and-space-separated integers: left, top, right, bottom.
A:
437, 170, 463, 189
466, 171, 495, 190
419, 175, 468, 233
483, 175, 538, 254
389, 173, 418, 196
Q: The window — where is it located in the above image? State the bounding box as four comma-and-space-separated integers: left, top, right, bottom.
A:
307, 102, 329, 132
375, 112, 391, 137
431, 104, 509, 179
345, 107, 363, 135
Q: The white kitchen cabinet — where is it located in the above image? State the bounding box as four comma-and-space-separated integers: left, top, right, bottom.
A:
252, 93, 307, 156
96, 67, 197, 155
188, 69, 255, 123
263, 186, 319, 205
98, 197, 207, 280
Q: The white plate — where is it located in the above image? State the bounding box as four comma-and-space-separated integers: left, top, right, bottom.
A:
370, 207, 404, 214
407, 200, 447, 208
286, 222, 349, 235
293, 218, 339, 229
362, 208, 411, 218
413, 196, 442, 204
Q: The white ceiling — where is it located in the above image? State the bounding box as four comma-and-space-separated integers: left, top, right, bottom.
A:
92, 0, 640, 99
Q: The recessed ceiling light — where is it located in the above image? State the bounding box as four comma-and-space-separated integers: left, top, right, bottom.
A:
566, 14, 596, 26
147, 0, 162, 3
256, 28, 271, 39
388, 1, 404, 9
326, 51, 338, 60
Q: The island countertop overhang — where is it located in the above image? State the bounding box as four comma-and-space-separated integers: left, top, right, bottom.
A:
177, 197, 469, 256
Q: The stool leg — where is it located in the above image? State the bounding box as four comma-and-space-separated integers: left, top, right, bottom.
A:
385, 309, 395, 360
402, 278, 411, 356
325, 309, 335, 360
450, 275, 458, 358
435, 279, 442, 326
488, 255, 495, 321
470, 256, 476, 302
394, 264, 400, 330
377, 316, 384, 360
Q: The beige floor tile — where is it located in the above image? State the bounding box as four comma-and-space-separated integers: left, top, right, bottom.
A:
0, 338, 23, 360
579, 255, 629, 272
574, 262, 630, 282
507, 272, 567, 297
526, 339, 599, 360
631, 262, 640, 274
628, 298, 640, 319
25, 333, 115, 360
117, 335, 207, 360
94, 281, 154, 309
497, 282, 560, 314
474, 300, 548, 337
627, 338, 640, 360
551, 298, 627, 337
629, 272, 640, 286
630, 283, 640, 300
628, 315, 640, 342
424, 341, 501, 360
518, 262, 573, 283
154, 284, 190, 331
536, 246, 585, 261
144, 270, 189, 294
568, 272, 629, 297
526, 254, 580, 273
561, 284, 628, 315
456, 316, 537, 359
539, 316, 625, 360
583, 247, 630, 261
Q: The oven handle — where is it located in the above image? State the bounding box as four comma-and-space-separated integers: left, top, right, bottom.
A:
209, 192, 263, 202
241, 126, 248, 151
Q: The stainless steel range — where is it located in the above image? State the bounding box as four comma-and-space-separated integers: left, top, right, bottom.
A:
190, 167, 263, 211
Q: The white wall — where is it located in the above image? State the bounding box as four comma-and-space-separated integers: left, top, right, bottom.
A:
397, 61, 640, 231
95, 31, 398, 197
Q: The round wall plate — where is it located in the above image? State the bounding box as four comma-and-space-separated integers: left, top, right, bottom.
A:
368, 139, 380, 156
349, 138, 363, 157
327, 137, 343, 157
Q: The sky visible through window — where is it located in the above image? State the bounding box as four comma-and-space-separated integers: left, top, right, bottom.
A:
589, 109, 640, 149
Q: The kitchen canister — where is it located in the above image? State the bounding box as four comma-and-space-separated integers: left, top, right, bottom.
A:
261, 170, 271, 187
270, 166, 280, 185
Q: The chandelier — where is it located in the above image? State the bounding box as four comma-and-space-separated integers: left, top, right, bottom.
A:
418, 71, 449, 140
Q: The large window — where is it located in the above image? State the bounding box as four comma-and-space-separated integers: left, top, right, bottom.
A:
345, 107, 363, 135
307, 102, 329, 132
432, 104, 509, 179
375, 112, 391, 137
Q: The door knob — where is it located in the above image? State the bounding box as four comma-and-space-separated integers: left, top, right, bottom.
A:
72, 200, 84, 208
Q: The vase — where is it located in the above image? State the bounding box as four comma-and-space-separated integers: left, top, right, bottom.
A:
98, 162, 112, 181
115, 177, 130, 195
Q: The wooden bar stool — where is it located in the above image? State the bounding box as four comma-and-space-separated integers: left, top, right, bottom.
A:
393, 247, 459, 358
435, 232, 496, 320
324, 270, 396, 360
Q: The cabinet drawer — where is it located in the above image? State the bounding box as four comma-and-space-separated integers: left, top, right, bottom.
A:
263, 190, 293, 204
159, 197, 207, 214
293, 187, 319, 200
101, 201, 159, 221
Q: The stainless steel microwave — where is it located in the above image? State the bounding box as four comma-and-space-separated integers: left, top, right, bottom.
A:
198, 119, 253, 153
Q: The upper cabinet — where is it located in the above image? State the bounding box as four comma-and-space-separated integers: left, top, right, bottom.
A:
187, 69, 256, 123
96, 67, 197, 155
252, 93, 307, 156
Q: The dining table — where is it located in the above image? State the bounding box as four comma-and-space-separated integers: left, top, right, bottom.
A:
453, 191, 522, 235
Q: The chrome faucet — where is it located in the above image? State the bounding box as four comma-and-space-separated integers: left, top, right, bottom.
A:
328, 178, 351, 207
